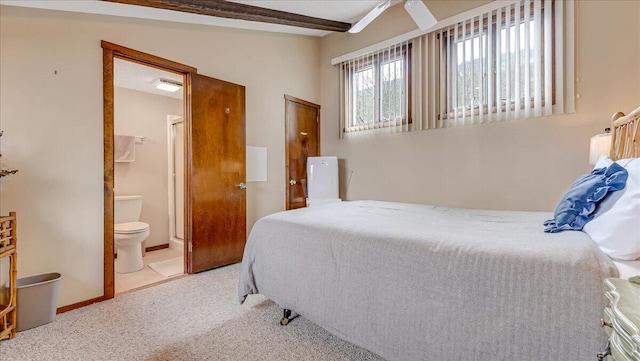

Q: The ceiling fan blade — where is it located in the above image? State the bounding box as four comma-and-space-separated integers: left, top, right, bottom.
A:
404, 0, 436, 31
348, 0, 391, 34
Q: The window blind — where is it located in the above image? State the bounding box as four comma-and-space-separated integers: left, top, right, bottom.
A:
417, 0, 574, 129
335, 0, 574, 137
337, 40, 415, 138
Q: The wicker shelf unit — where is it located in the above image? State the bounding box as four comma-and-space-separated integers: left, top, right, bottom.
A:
0, 212, 17, 341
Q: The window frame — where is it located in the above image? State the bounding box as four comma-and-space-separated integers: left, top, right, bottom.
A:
437, 1, 555, 121
342, 43, 412, 132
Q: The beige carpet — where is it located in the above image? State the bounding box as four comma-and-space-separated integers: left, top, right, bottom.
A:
148, 257, 183, 277
0, 263, 384, 361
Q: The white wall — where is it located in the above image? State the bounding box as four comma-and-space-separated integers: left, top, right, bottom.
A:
0, 6, 320, 306
320, 0, 640, 211
114, 87, 182, 249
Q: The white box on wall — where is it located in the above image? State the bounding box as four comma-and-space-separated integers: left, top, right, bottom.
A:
246, 146, 267, 182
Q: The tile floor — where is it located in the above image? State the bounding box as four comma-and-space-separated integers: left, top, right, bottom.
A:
115, 248, 184, 295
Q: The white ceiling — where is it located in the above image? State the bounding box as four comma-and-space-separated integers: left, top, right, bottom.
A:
114, 59, 184, 99
0, 0, 395, 37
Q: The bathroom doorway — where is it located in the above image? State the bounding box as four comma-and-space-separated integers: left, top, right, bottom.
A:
103, 41, 247, 302
112, 60, 186, 295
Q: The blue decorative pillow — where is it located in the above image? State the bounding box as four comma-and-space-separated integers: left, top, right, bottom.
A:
544, 163, 628, 233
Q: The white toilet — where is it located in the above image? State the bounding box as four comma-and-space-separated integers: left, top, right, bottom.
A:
114, 195, 150, 273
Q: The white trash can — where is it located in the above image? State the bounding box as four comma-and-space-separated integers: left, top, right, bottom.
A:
4, 273, 62, 331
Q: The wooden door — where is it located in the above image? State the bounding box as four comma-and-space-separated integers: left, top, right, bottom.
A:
189, 74, 246, 273
285, 95, 320, 210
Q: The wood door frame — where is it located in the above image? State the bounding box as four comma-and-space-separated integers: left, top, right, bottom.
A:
102, 41, 196, 300
284, 95, 321, 210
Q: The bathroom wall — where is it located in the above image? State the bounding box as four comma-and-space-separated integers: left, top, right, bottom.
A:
114, 86, 183, 249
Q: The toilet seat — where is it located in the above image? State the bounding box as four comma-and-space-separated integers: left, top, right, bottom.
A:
115, 221, 149, 234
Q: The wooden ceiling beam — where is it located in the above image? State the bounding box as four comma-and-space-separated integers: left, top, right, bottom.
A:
102, 0, 352, 32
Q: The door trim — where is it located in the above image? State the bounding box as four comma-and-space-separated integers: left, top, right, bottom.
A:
101, 41, 196, 300
284, 95, 320, 210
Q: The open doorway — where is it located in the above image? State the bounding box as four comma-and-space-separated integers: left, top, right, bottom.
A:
102, 41, 248, 302
112, 59, 186, 295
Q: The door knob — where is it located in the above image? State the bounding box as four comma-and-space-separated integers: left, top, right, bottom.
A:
289, 179, 297, 185
237, 182, 247, 189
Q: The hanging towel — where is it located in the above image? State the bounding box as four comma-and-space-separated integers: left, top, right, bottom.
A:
114, 135, 136, 162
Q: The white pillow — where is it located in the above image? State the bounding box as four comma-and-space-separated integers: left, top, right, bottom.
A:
583, 156, 640, 260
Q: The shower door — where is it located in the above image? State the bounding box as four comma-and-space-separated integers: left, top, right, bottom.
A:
168, 116, 184, 244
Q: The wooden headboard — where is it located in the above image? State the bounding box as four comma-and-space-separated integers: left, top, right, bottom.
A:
610, 106, 640, 160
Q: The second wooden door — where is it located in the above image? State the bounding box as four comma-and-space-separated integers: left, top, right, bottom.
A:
285, 95, 320, 210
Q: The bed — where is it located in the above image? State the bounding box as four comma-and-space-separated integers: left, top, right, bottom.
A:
239, 107, 640, 361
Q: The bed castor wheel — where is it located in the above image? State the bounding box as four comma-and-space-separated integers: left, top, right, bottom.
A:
280, 308, 292, 326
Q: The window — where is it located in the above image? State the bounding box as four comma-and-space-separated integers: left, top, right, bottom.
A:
434, 0, 565, 125
341, 42, 412, 132
334, 0, 573, 135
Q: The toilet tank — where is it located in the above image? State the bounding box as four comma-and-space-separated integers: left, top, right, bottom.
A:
114, 195, 143, 224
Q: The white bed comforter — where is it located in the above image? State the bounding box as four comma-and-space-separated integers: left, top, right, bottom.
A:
239, 201, 618, 361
